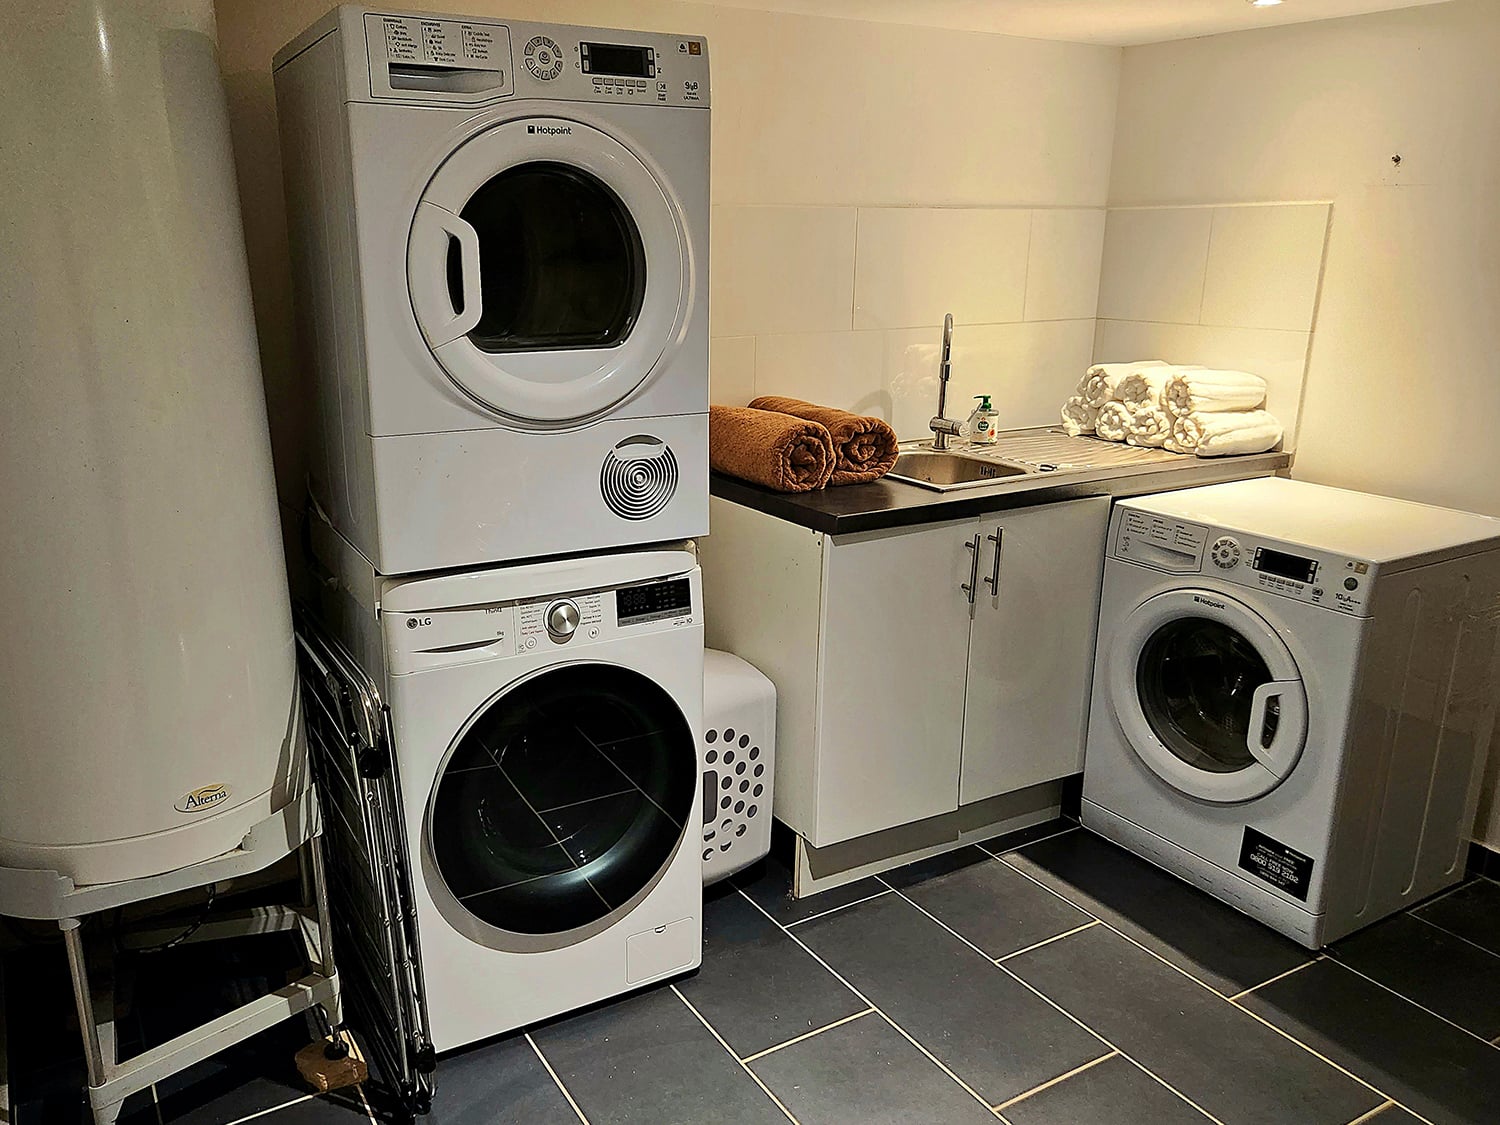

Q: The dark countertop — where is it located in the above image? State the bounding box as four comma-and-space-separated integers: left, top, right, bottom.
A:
711, 437, 1293, 536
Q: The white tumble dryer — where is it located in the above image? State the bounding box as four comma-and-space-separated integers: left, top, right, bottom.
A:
1083, 478, 1500, 948
275, 7, 710, 574
314, 526, 705, 1050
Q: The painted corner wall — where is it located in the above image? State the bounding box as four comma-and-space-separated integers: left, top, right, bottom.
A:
1105, 0, 1500, 847
210, 0, 1122, 503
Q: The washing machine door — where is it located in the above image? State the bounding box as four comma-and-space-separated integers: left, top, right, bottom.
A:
426, 663, 696, 947
1108, 589, 1309, 804
407, 116, 692, 425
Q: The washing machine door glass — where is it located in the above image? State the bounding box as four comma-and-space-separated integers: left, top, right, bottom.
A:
1109, 590, 1309, 804
408, 117, 692, 425
429, 664, 695, 938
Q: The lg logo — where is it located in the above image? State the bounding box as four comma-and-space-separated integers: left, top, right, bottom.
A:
407, 616, 433, 629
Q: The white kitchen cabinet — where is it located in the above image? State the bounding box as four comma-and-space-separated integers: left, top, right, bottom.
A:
700, 495, 1109, 848
959, 498, 1110, 804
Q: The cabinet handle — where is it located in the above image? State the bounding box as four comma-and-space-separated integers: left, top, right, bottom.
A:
983, 528, 1003, 594
962, 534, 981, 604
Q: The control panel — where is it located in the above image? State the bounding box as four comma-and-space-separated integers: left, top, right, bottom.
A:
359, 12, 710, 108
382, 573, 698, 673
1112, 508, 1373, 617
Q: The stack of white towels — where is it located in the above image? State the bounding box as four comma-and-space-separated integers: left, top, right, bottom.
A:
1060, 361, 1283, 457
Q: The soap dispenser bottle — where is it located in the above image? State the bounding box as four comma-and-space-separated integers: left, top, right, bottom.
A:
967, 395, 998, 444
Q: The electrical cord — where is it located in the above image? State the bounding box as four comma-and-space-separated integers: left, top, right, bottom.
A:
130, 882, 218, 954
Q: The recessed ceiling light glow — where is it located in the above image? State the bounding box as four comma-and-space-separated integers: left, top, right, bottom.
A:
1250, 0, 1284, 7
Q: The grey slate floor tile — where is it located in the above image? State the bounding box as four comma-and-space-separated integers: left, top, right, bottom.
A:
735, 854, 887, 927
892, 852, 1093, 959
749, 1012, 995, 1125
1413, 878, 1500, 957
1001, 1054, 1212, 1125
529, 985, 786, 1125
1006, 829, 1313, 995
795, 891, 1108, 1105
1329, 912, 1500, 1039
675, 887, 865, 1058
1242, 959, 1500, 1125
424, 1034, 576, 1125
1007, 924, 1383, 1125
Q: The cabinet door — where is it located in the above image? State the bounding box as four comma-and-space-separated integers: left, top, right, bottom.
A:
815, 518, 978, 845
959, 498, 1110, 805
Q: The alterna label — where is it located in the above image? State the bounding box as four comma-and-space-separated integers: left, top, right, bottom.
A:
175, 784, 231, 814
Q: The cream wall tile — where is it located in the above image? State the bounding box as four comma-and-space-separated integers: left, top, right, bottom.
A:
1201, 204, 1331, 332
852, 209, 1031, 331
753, 331, 887, 418
1097, 208, 1213, 324
885, 320, 1097, 441
1025, 209, 1108, 322
709, 336, 757, 406
1095, 319, 1312, 446
711, 206, 857, 338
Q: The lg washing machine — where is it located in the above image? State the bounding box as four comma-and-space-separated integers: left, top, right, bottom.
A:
313, 524, 705, 1050
275, 7, 709, 574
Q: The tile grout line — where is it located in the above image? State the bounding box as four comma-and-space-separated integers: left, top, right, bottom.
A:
993, 1049, 1118, 1112
992, 856, 1413, 1121
221, 1094, 319, 1125
671, 985, 801, 1125
1315, 954, 1500, 1051
1344, 1100, 1396, 1125
526, 1031, 590, 1125
734, 886, 1006, 1120
740, 1008, 876, 1063
1407, 908, 1500, 963
976, 823, 1081, 859
995, 920, 1101, 964
1226, 955, 1324, 1001
355, 1083, 381, 1125
782, 887, 893, 929
888, 885, 1224, 1125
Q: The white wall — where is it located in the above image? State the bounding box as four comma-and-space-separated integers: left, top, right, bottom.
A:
211, 0, 1121, 500
1107, 0, 1500, 846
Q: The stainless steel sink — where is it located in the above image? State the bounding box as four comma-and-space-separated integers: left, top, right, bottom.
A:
886, 451, 1031, 492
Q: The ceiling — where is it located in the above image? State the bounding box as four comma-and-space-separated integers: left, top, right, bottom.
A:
687, 0, 1452, 46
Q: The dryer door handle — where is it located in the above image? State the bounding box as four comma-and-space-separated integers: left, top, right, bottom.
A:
409, 202, 484, 346
1246, 679, 1308, 779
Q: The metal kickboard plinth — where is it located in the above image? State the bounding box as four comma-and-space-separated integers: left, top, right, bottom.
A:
296, 609, 435, 1120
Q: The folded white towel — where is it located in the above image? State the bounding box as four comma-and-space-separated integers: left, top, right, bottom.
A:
1082, 360, 1167, 409
1124, 403, 1172, 447
1164, 369, 1267, 417
1172, 409, 1284, 457
1095, 401, 1132, 442
1060, 395, 1098, 437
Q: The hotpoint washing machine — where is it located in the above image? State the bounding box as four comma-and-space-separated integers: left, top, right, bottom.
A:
1083, 477, 1500, 948
275, 7, 710, 574
313, 523, 705, 1050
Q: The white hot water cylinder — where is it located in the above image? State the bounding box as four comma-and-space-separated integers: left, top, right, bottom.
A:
0, 2, 304, 887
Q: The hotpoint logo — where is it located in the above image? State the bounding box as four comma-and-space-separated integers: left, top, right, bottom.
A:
1192, 594, 1227, 610
527, 124, 573, 136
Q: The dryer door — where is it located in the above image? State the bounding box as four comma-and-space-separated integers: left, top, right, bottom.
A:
408, 116, 692, 425
1108, 590, 1309, 804
426, 663, 696, 948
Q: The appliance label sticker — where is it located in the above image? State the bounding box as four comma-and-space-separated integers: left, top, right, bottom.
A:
1238, 827, 1313, 901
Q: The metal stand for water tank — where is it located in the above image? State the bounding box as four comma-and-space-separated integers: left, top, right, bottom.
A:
0, 795, 341, 1125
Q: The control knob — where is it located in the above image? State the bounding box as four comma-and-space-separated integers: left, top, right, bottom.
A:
1211, 536, 1242, 569
546, 599, 581, 641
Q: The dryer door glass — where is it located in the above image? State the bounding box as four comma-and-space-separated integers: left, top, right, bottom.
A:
429, 664, 695, 937
1136, 617, 1271, 774
454, 162, 646, 352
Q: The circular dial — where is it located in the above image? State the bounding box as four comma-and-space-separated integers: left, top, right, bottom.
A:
524, 35, 564, 81
1210, 536, 1242, 570
546, 599, 581, 641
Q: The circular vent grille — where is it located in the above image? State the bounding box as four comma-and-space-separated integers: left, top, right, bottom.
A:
600, 437, 678, 521
701, 726, 765, 861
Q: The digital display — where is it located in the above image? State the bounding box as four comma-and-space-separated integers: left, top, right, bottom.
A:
581, 41, 654, 78
1253, 547, 1318, 584
616, 578, 692, 624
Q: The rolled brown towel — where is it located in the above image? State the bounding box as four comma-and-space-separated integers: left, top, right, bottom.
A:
749, 396, 900, 485
710, 405, 836, 493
